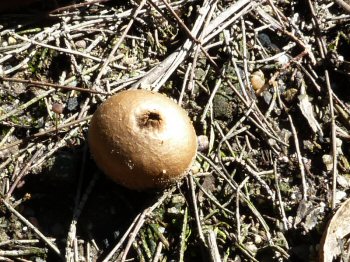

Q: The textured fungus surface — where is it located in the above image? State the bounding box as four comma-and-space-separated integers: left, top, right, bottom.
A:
88, 89, 197, 190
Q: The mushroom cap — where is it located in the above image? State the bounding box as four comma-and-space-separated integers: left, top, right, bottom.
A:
88, 89, 197, 190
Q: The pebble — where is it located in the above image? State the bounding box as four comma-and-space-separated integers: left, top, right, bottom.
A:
197, 135, 209, 152
67, 97, 79, 111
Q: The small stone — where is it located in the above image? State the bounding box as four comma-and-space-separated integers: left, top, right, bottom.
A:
197, 135, 209, 152
67, 97, 79, 111
258, 33, 271, 47
191, 160, 201, 174
167, 206, 183, 215
171, 194, 186, 205
337, 175, 350, 189
322, 154, 333, 172
8, 36, 16, 45
75, 40, 86, 49
335, 190, 347, 203
245, 241, 258, 255
254, 234, 263, 245
277, 54, 289, 66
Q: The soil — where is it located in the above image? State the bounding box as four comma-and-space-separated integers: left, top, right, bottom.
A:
1, 0, 350, 261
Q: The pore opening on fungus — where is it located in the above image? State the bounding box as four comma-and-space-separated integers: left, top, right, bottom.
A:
137, 111, 163, 129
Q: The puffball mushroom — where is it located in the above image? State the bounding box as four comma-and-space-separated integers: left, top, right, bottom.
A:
88, 89, 197, 190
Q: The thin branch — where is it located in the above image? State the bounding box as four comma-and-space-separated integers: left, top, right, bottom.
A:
1, 199, 62, 258
0, 115, 92, 152
0, 76, 109, 95
94, 0, 147, 85
287, 114, 308, 201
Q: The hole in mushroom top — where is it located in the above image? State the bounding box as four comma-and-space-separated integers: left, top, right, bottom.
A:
137, 111, 163, 130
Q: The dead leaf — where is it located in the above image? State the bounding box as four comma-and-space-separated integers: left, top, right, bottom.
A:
294, 200, 313, 227
319, 198, 350, 262
298, 83, 323, 136
198, 174, 215, 203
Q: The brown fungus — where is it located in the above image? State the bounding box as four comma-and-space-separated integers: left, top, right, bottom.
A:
88, 89, 197, 190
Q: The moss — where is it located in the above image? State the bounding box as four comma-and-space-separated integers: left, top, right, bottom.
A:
213, 84, 235, 121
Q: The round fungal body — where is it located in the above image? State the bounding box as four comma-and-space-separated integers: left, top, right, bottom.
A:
250, 70, 266, 92
88, 89, 197, 190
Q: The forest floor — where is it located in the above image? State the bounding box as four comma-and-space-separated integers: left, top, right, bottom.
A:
1, 0, 350, 261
